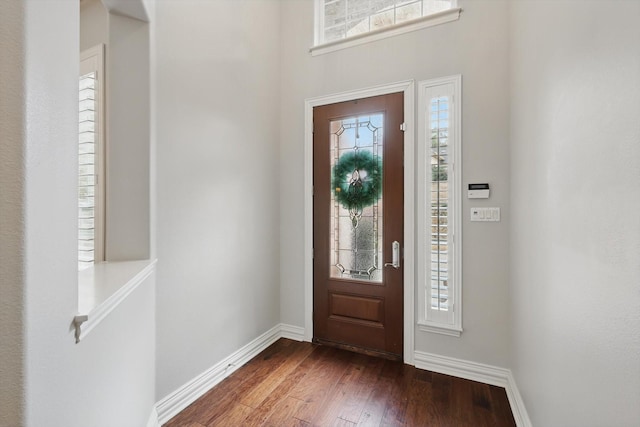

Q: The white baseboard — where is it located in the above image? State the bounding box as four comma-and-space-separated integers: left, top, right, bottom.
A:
414, 351, 531, 427
505, 370, 532, 427
146, 406, 160, 427
279, 323, 305, 341
414, 350, 510, 387
155, 323, 305, 425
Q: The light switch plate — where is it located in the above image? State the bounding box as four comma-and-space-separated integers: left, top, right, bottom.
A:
471, 207, 501, 222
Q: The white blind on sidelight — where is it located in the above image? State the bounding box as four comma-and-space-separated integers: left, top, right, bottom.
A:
417, 75, 462, 336
429, 94, 450, 313
78, 72, 97, 271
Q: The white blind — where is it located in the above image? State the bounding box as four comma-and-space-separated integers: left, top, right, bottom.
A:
78, 72, 97, 271
429, 95, 450, 312
418, 75, 461, 335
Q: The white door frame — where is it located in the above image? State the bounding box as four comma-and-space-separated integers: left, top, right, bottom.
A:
303, 80, 415, 365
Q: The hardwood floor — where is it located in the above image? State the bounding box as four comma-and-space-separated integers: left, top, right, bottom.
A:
164, 339, 516, 427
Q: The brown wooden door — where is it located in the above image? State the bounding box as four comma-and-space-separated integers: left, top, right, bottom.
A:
313, 92, 404, 360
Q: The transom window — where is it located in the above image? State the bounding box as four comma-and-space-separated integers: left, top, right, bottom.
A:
315, 0, 459, 49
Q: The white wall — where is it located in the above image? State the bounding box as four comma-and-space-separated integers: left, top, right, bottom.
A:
106, 12, 151, 261
279, 0, 512, 367
0, 1, 156, 426
509, 1, 640, 425
155, 0, 282, 398
80, 0, 108, 52
102, 0, 149, 22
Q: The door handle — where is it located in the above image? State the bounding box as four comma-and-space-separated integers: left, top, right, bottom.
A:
384, 241, 401, 269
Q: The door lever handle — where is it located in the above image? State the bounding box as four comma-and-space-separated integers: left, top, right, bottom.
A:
384, 241, 401, 269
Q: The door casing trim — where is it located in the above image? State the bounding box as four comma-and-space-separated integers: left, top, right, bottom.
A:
304, 80, 415, 365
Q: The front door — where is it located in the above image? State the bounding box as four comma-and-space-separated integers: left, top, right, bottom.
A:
313, 92, 404, 360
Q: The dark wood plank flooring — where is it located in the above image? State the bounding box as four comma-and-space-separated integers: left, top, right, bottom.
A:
164, 339, 516, 427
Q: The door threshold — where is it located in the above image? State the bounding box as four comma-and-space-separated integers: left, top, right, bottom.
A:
313, 337, 402, 362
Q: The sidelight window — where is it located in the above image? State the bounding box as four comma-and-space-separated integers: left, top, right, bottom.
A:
417, 75, 462, 336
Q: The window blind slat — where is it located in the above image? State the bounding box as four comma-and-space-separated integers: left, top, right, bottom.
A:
78, 72, 97, 271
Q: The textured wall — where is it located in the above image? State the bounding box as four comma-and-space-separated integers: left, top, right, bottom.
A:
0, 1, 26, 425
509, 1, 640, 425
155, 0, 282, 398
279, 0, 512, 367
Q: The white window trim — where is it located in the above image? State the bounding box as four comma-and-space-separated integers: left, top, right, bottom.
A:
417, 75, 462, 337
311, 5, 462, 56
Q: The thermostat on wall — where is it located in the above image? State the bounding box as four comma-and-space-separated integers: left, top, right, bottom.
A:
468, 183, 490, 199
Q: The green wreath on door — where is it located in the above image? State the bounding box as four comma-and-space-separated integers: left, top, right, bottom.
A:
332, 150, 382, 227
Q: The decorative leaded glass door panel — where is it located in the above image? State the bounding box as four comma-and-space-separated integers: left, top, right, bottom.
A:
330, 114, 384, 282
313, 93, 404, 359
